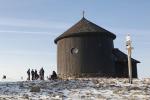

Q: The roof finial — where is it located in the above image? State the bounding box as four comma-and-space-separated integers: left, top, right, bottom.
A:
82, 10, 85, 18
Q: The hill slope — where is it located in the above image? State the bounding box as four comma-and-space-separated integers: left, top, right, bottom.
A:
0, 78, 150, 100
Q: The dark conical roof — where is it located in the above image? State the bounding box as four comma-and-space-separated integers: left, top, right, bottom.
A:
55, 17, 116, 43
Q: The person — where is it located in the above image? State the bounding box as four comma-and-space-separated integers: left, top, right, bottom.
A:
27, 69, 30, 80
31, 69, 35, 80
51, 71, 57, 80
35, 69, 39, 80
3, 75, 6, 79
39, 67, 44, 80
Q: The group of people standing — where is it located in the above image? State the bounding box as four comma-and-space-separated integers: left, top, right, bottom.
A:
27, 68, 58, 81
27, 67, 44, 80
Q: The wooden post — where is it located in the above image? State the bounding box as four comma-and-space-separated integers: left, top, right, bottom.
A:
127, 42, 132, 84
126, 34, 133, 84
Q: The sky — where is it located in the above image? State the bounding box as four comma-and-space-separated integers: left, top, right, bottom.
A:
0, 0, 149, 80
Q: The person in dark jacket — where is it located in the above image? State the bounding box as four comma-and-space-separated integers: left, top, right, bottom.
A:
27, 69, 30, 80
31, 69, 35, 80
51, 71, 57, 80
35, 69, 39, 80
39, 67, 44, 80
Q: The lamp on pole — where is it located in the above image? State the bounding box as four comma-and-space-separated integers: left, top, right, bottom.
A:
126, 34, 133, 84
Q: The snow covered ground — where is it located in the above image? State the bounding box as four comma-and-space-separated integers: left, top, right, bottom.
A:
0, 78, 150, 100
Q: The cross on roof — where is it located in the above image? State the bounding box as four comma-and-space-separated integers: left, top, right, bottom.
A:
82, 11, 85, 18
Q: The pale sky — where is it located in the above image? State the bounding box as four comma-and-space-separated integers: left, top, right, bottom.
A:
0, 0, 149, 80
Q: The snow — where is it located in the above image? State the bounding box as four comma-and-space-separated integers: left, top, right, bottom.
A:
0, 78, 150, 100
